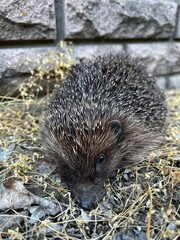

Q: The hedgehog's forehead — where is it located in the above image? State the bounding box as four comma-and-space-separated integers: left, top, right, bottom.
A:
77, 120, 104, 133
71, 122, 105, 141
64, 121, 109, 149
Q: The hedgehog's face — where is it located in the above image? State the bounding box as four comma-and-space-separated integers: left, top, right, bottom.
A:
42, 116, 158, 210
59, 119, 122, 179
43, 118, 124, 210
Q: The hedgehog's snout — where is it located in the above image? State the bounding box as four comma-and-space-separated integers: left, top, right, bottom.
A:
71, 183, 106, 211
76, 195, 98, 211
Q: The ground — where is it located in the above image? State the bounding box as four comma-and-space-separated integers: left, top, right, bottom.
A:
0, 46, 179, 239
0, 89, 179, 240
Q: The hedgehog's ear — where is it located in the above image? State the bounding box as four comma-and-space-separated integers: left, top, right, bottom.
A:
109, 120, 122, 140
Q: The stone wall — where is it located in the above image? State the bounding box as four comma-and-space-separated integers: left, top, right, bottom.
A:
0, 0, 180, 95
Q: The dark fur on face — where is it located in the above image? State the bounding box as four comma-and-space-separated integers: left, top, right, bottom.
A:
41, 54, 167, 210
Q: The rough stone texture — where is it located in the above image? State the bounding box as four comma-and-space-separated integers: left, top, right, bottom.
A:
0, 0, 56, 41
127, 43, 180, 76
0, 48, 55, 95
175, 7, 180, 39
144, 0, 180, 39
72, 44, 124, 63
161, 0, 180, 3
169, 74, 180, 88
0, 0, 180, 91
65, 0, 177, 39
156, 77, 167, 90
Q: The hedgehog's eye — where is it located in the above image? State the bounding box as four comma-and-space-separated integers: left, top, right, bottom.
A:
97, 153, 106, 165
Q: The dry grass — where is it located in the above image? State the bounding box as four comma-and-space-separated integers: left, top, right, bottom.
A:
0, 46, 179, 239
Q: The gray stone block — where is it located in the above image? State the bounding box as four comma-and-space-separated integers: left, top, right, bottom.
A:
0, 48, 55, 95
65, 0, 177, 39
72, 44, 124, 62
161, 0, 180, 3
0, 0, 56, 41
156, 76, 167, 90
175, 7, 180, 39
169, 74, 180, 88
127, 43, 180, 76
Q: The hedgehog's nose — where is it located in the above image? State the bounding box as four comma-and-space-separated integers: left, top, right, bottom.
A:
71, 184, 106, 211
77, 196, 97, 211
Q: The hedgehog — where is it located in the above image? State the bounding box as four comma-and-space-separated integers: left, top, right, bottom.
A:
41, 54, 167, 211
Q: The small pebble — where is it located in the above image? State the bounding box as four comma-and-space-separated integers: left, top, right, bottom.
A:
166, 221, 176, 231
122, 173, 129, 181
